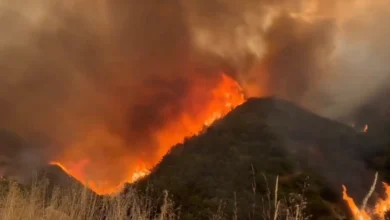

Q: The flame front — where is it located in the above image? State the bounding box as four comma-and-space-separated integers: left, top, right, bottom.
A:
343, 183, 390, 220
342, 185, 371, 220
52, 73, 245, 195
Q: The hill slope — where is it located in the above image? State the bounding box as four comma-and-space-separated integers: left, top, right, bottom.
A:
0, 129, 93, 195
134, 97, 377, 219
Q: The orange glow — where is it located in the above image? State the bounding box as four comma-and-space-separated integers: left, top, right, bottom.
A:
363, 124, 368, 133
374, 183, 390, 219
52, 73, 245, 195
342, 183, 390, 220
131, 169, 150, 182
342, 185, 371, 220
153, 73, 246, 161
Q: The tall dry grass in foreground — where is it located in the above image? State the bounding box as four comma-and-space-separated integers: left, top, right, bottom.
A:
0, 178, 178, 220
0, 175, 308, 220
258, 175, 310, 220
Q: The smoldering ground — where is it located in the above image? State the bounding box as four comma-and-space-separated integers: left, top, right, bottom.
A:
0, 0, 389, 189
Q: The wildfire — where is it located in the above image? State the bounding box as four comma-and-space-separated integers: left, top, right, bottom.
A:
343, 181, 390, 219
131, 169, 150, 182
52, 73, 245, 195
342, 185, 371, 220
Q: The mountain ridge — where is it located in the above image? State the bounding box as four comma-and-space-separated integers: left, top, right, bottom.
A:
131, 97, 377, 219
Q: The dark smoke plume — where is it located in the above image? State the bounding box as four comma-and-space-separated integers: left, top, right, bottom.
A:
0, 0, 200, 184
0, 0, 389, 188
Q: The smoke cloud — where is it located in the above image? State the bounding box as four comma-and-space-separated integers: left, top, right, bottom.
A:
188, 0, 390, 119
0, 0, 200, 186
0, 0, 388, 190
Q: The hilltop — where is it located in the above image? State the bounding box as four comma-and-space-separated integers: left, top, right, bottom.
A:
0, 129, 93, 195
0, 97, 389, 219
132, 97, 380, 219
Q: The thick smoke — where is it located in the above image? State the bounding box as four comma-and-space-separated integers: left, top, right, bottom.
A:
0, 0, 201, 184
0, 0, 388, 188
187, 0, 390, 119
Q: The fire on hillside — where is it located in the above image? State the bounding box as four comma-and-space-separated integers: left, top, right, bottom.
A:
0, 0, 388, 202
51, 73, 245, 195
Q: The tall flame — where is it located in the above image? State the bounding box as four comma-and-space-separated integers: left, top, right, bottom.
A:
342, 185, 371, 220
51, 73, 245, 195
343, 183, 390, 220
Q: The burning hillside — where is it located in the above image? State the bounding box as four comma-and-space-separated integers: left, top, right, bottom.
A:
51, 73, 245, 194
0, 0, 389, 199
132, 97, 381, 219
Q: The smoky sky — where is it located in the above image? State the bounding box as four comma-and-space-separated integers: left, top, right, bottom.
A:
0, 0, 194, 146
186, 0, 390, 119
0, 0, 389, 187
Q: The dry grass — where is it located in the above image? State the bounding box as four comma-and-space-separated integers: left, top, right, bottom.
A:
258, 174, 310, 220
209, 168, 310, 220
0, 174, 309, 220
0, 178, 179, 220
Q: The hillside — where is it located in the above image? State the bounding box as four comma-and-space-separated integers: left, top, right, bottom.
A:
0, 128, 93, 195
37, 165, 97, 194
133, 97, 379, 219
0, 97, 388, 219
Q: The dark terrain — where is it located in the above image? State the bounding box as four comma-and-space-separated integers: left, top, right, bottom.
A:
0, 97, 389, 219
131, 97, 390, 219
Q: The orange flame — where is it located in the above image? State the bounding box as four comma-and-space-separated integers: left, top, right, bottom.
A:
342, 185, 371, 220
374, 183, 390, 219
51, 73, 246, 195
343, 183, 390, 220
